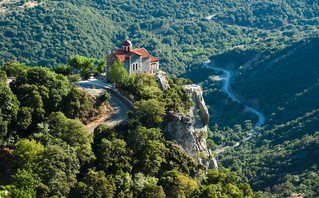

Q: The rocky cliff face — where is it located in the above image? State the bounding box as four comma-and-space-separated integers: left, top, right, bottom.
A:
162, 84, 218, 169
156, 71, 170, 91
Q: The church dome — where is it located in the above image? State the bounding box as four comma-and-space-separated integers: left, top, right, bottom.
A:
122, 40, 132, 46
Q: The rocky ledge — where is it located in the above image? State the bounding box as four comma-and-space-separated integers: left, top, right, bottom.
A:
162, 84, 217, 169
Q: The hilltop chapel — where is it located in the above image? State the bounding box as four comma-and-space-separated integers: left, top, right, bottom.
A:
105, 40, 160, 81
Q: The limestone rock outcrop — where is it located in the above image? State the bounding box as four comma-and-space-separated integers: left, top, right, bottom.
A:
6, 77, 15, 87
183, 84, 210, 126
162, 84, 218, 169
156, 71, 170, 90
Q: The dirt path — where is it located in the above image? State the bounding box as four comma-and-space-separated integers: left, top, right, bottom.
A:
78, 80, 131, 132
86, 91, 130, 132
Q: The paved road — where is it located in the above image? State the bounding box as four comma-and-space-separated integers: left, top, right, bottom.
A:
203, 61, 265, 153
78, 80, 131, 132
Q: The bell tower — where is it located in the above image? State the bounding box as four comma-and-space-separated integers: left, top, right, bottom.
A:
122, 40, 132, 52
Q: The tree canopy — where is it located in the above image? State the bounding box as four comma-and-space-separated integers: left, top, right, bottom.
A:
108, 60, 129, 86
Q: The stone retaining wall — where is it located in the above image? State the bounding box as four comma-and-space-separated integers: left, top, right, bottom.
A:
79, 81, 135, 112
107, 88, 135, 112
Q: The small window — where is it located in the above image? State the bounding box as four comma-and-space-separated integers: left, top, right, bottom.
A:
133, 63, 138, 71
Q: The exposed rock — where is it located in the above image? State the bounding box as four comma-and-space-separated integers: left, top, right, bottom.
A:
156, 70, 170, 90
162, 84, 217, 169
6, 77, 15, 87
183, 84, 210, 126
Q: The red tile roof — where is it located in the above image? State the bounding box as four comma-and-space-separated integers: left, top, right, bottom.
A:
107, 48, 159, 62
107, 49, 136, 62
150, 56, 160, 62
132, 48, 160, 62
132, 48, 151, 58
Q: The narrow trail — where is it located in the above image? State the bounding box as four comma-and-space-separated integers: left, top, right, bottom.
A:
203, 61, 265, 153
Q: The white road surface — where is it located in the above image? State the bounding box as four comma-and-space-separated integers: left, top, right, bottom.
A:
203, 61, 265, 153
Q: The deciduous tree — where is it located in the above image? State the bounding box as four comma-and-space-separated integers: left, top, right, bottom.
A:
108, 60, 128, 86
134, 99, 166, 126
70, 170, 116, 198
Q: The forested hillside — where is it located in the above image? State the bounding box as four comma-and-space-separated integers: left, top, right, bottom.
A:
1, 0, 318, 75
232, 37, 319, 117
198, 37, 319, 197
213, 0, 319, 29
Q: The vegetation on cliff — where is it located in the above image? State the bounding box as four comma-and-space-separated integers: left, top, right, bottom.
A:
108, 61, 194, 127
0, 61, 256, 197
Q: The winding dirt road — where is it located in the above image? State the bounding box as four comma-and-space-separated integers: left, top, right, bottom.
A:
203, 61, 265, 153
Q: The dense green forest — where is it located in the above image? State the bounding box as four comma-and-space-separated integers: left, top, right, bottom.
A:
231, 37, 319, 117
213, 0, 319, 29
0, 62, 258, 197
1, 0, 318, 75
